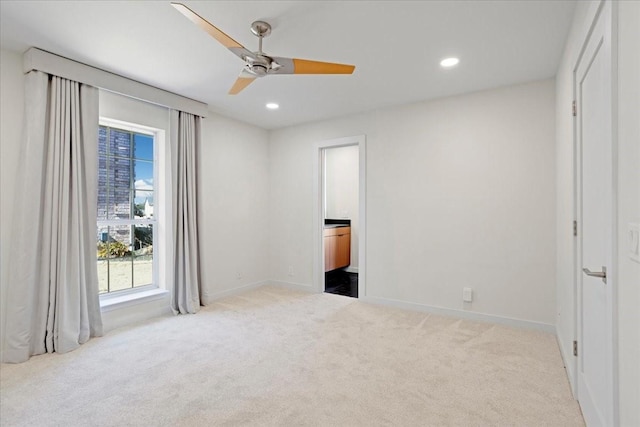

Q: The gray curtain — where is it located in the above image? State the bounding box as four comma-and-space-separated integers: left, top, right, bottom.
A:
170, 110, 202, 314
3, 71, 103, 363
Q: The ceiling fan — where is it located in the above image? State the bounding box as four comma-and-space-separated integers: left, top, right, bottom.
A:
171, 3, 356, 95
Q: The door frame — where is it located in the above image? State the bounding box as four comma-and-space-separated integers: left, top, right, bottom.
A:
572, 0, 619, 424
312, 135, 366, 297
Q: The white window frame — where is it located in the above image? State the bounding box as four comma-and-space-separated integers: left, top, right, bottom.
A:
98, 117, 167, 308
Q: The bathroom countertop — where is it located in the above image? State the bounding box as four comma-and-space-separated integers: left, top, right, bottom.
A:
324, 219, 351, 229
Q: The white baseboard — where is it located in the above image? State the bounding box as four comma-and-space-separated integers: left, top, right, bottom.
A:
201, 280, 315, 304
344, 266, 359, 273
201, 280, 269, 304
203, 282, 554, 333
361, 295, 555, 333
268, 280, 315, 293
556, 327, 577, 398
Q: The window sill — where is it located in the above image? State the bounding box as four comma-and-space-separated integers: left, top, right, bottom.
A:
100, 288, 169, 312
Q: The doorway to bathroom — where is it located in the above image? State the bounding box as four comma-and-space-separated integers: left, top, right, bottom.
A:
313, 135, 366, 299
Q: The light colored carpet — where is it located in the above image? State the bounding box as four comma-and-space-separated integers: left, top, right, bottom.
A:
0, 285, 584, 426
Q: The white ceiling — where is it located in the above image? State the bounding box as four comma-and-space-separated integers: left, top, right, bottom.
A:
0, 1, 576, 130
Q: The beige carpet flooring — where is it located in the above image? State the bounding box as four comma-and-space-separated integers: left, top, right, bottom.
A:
0, 285, 584, 426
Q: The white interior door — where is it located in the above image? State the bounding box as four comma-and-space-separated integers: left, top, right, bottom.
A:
575, 2, 615, 426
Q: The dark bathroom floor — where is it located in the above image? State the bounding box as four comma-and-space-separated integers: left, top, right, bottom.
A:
325, 269, 358, 298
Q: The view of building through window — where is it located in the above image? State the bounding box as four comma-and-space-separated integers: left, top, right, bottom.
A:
97, 125, 155, 294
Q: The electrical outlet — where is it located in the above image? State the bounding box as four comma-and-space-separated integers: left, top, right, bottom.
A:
236, 271, 242, 280
463, 287, 473, 303
288, 266, 294, 276
629, 223, 640, 263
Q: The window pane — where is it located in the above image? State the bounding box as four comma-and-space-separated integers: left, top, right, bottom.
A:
107, 225, 133, 292
98, 126, 107, 155
97, 226, 109, 294
98, 153, 108, 186
109, 255, 133, 292
110, 156, 131, 190
110, 128, 131, 158
134, 133, 153, 160
134, 190, 153, 219
133, 225, 153, 287
109, 224, 132, 252
107, 149, 132, 220
97, 152, 108, 221
133, 159, 153, 190
133, 256, 152, 288
109, 188, 131, 220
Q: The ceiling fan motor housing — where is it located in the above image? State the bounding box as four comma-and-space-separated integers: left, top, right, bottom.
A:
245, 54, 272, 76
248, 64, 268, 76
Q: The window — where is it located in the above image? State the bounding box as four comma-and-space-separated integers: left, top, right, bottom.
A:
97, 123, 156, 294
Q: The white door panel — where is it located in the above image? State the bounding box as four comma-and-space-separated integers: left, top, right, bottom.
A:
575, 1, 615, 426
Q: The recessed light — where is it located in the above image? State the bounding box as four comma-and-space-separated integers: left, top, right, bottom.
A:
440, 57, 460, 68
266, 103, 279, 110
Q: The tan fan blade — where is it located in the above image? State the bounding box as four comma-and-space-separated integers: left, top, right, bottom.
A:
270, 57, 355, 75
228, 71, 257, 95
292, 59, 355, 74
171, 3, 243, 49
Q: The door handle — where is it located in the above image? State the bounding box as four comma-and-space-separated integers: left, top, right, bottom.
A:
582, 266, 607, 284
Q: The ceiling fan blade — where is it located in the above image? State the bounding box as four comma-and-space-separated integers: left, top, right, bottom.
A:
293, 59, 355, 74
270, 57, 355, 75
171, 3, 256, 61
228, 70, 257, 95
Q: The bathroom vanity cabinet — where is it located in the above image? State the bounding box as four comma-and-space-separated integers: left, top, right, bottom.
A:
324, 226, 351, 272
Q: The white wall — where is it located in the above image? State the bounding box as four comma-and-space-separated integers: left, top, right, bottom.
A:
325, 145, 359, 269
0, 49, 25, 355
269, 79, 557, 327
616, 1, 640, 424
197, 113, 270, 302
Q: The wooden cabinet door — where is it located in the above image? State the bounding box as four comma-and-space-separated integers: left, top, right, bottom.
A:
324, 236, 337, 271
336, 233, 351, 268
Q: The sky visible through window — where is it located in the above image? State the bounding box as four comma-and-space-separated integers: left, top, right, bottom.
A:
133, 133, 153, 205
